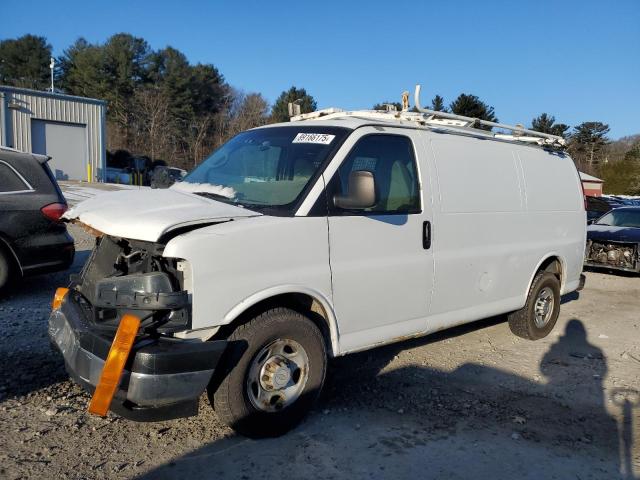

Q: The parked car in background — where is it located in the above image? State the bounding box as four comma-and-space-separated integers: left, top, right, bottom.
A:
150, 166, 187, 189
0, 147, 74, 292
604, 195, 640, 207
585, 206, 640, 273
586, 195, 618, 224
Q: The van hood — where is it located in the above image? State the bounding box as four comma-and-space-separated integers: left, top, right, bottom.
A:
63, 188, 261, 242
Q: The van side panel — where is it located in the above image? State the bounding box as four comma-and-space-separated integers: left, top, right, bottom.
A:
426, 133, 584, 331
517, 148, 585, 291
428, 135, 528, 324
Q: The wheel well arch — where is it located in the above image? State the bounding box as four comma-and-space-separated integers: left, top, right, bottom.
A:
528, 254, 564, 294
213, 289, 340, 357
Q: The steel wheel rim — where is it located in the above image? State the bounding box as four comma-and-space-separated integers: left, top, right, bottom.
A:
246, 338, 309, 413
534, 287, 555, 328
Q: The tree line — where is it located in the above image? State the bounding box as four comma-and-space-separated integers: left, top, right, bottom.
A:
0, 34, 638, 193
0, 34, 311, 170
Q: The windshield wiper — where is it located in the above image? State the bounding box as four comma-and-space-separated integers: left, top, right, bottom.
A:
193, 191, 235, 203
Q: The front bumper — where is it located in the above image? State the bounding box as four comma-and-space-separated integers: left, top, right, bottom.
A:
49, 294, 226, 421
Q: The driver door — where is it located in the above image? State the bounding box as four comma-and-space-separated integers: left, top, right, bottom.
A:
323, 128, 435, 353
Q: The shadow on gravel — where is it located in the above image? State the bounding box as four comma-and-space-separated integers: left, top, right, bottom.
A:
561, 290, 580, 304
139, 318, 632, 480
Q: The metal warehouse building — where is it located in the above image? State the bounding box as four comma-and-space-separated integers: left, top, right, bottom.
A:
0, 86, 106, 182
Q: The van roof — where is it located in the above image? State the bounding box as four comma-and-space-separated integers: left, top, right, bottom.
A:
263, 111, 566, 150
263, 85, 567, 150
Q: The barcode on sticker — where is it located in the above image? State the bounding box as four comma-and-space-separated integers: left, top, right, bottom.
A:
292, 133, 335, 145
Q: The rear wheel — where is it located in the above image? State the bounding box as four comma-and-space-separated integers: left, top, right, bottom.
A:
209, 308, 327, 438
508, 271, 560, 340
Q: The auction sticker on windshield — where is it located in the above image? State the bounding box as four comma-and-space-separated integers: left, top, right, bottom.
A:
292, 133, 335, 144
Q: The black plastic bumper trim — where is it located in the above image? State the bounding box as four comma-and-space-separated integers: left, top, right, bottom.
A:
60, 295, 227, 376
68, 365, 199, 422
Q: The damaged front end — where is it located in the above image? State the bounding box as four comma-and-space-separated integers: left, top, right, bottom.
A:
585, 240, 640, 273
49, 233, 226, 421
74, 235, 190, 334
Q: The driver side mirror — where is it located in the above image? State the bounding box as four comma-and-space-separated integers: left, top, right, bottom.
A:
333, 170, 376, 210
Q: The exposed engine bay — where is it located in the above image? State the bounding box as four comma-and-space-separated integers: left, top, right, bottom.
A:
585, 240, 639, 272
72, 235, 190, 334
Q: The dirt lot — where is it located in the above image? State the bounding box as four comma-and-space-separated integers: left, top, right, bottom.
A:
0, 225, 638, 480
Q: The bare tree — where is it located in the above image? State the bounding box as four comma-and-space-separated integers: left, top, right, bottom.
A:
189, 115, 215, 167
229, 92, 270, 135
211, 90, 270, 153
131, 86, 171, 161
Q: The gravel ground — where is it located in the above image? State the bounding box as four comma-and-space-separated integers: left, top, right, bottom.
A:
0, 225, 639, 479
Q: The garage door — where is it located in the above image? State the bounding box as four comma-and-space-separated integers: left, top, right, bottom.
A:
31, 120, 88, 181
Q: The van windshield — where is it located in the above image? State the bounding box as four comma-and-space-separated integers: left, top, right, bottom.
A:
175, 126, 348, 214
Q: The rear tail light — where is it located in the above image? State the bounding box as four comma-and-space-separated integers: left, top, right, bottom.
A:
41, 202, 68, 222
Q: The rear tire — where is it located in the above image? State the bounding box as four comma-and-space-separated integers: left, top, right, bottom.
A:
209, 308, 327, 438
508, 271, 560, 340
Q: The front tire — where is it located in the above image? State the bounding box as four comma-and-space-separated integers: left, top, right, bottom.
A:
209, 308, 327, 438
508, 271, 561, 340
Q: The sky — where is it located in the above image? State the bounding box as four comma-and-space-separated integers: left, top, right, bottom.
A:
2, 0, 639, 139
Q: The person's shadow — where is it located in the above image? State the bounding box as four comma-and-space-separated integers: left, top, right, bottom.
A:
541, 319, 637, 479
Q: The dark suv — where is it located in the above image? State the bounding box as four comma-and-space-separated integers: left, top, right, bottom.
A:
0, 147, 74, 291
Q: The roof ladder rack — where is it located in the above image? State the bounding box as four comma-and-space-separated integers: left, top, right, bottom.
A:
413, 85, 566, 147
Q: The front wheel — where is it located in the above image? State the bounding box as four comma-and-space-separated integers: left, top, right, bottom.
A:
209, 308, 327, 438
508, 271, 561, 340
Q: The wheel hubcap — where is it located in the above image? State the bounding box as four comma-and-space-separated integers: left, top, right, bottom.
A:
534, 287, 555, 328
247, 339, 309, 412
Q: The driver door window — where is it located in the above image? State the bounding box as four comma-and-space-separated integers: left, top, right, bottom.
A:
328, 134, 421, 214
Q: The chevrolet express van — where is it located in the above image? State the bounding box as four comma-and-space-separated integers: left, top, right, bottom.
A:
49, 101, 586, 437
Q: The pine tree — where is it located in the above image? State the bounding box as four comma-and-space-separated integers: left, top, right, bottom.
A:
569, 122, 610, 170
0, 35, 52, 89
271, 86, 317, 123
430, 95, 447, 112
449, 94, 497, 130
531, 113, 569, 138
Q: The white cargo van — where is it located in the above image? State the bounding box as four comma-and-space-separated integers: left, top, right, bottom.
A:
49, 89, 586, 437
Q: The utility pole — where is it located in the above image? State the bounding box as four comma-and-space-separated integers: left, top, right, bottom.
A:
49, 57, 55, 92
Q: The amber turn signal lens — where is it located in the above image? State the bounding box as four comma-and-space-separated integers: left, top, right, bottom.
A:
52, 287, 69, 310
88, 314, 141, 417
